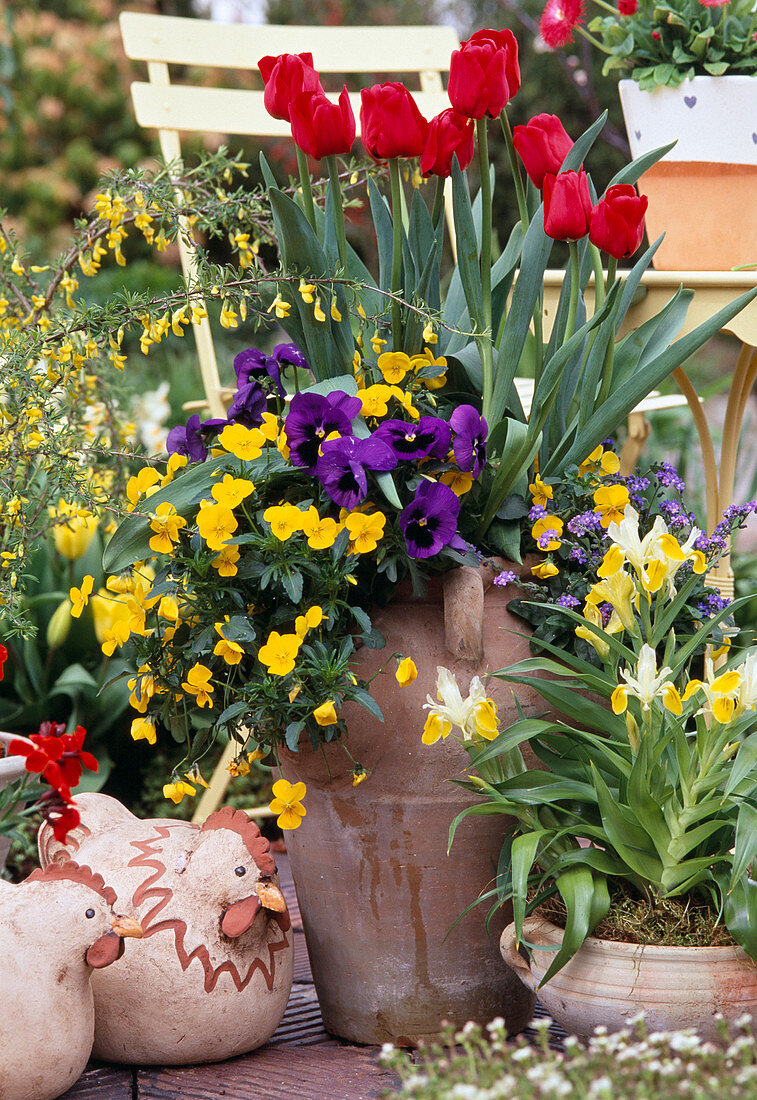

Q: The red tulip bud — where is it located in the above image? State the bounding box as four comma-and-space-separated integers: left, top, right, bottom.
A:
589, 184, 648, 259
512, 114, 574, 189
258, 52, 323, 123
448, 28, 521, 120
420, 108, 475, 178
359, 82, 429, 161
542, 170, 593, 241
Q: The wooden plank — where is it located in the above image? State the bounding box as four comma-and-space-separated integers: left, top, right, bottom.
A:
120, 13, 458, 71
136, 1042, 400, 1100
60, 1065, 134, 1099
130, 83, 451, 138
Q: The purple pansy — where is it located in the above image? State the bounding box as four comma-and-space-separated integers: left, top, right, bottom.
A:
233, 343, 312, 397
399, 481, 466, 559
227, 380, 267, 427
166, 414, 208, 462
450, 405, 487, 476
372, 417, 451, 462
316, 436, 397, 509
284, 390, 362, 473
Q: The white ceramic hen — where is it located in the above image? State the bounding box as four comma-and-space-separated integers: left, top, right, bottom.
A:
0, 861, 142, 1100
38, 793, 294, 1065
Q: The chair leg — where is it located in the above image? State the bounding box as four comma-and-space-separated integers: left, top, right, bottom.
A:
619, 411, 651, 476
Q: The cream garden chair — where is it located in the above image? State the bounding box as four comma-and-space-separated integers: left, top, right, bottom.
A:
119, 11, 459, 419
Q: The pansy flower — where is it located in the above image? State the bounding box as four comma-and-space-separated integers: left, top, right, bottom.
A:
226, 380, 267, 428
285, 390, 362, 473
373, 417, 451, 462
166, 414, 208, 462
316, 435, 397, 509
399, 481, 466, 559
450, 405, 487, 476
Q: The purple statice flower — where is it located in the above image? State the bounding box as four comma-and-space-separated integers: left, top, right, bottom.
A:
166, 414, 208, 462
567, 510, 603, 537
450, 405, 487, 477
285, 390, 362, 473
226, 380, 267, 428
316, 435, 397, 509
372, 417, 451, 462
399, 482, 465, 559
557, 593, 580, 609
529, 504, 547, 523
493, 570, 518, 587
653, 462, 685, 492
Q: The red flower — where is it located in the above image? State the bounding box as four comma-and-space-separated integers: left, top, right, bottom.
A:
359, 82, 429, 161
10, 722, 98, 799
447, 28, 520, 120
618, 0, 638, 13
539, 0, 586, 48
699, 0, 729, 7
512, 114, 574, 189
589, 184, 648, 259
542, 170, 593, 241
0, 644, 6, 682
290, 87, 356, 159
420, 108, 475, 178
258, 52, 323, 123
41, 797, 81, 844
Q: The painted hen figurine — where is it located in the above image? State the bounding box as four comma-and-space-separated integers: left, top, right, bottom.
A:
38, 792, 293, 1065
0, 861, 142, 1100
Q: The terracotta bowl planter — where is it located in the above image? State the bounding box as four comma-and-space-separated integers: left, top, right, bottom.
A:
278, 561, 545, 1045
619, 75, 757, 271
0, 731, 33, 869
501, 914, 757, 1040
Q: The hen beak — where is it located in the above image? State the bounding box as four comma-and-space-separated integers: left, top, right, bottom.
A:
112, 915, 143, 939
256, 882, 286, 913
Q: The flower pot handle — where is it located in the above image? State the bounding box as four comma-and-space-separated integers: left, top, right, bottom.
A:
443, 566, 484, 664
500, 922, 538, 993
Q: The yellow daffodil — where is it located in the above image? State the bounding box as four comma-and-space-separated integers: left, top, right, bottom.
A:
211, 474, 255, 509
264, 503, 303, 541
182, 663, 214, 707
313, 700, 338, 726
70, 574, 94, 618
531, 515, 564, 551
269, 779, 307, 830
197, 502, 238, 551
593, 484, 630, 529
163, 779, 196, 804
131, 717, 157, 745
611, 645, 682, 717
218, 423, 265, 460
345, 511, 386, 554
396, 657, 418, 686
149, 502, 187, 554
258, 631, 301, 676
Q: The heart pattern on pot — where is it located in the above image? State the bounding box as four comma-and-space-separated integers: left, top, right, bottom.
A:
684, 95, 697, 108
635, 129, 641, 140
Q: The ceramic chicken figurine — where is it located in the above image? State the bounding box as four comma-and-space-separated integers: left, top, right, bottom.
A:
0, 861, 142, 1100
38, 792, 294, 1065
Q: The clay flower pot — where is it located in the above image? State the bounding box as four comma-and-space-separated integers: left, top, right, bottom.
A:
278, 562, 544, 1046
501, 914, 757, 1040
0, 731, 34, 869
619, 75, 757, 271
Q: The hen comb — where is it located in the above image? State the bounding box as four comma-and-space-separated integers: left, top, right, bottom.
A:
201, 806, 276, 875
26, 860, 117, 907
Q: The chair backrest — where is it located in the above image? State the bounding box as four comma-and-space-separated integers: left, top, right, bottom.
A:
119, 12, 459, 417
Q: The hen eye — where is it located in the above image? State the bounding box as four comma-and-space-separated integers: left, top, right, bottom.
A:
85, 908, 95, 919
234, 866, 246, 877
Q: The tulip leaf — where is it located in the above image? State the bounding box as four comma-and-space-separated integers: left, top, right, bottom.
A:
561, 111, 608, 173
450, 158, 483, 331
607, 141, 677, 189
367, 177, 394, 294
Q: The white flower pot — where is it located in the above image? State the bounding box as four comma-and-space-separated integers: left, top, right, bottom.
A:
502, 915, 757, 1040
618, 75, 757, 271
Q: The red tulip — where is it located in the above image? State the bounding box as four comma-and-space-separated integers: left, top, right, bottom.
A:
420, 108, 475, 178
512, 114, 574, 189
447, 28, 520, 120
589, 184, 648, 259
258, 52, 323, 122
290, 87, 356, 160
359, 82, 429, 160
542, 170, 592, 241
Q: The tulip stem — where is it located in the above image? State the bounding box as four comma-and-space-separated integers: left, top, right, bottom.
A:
296, 147, 316, 232
590, 243, 605, 311
389, 158, 404, 350
476, 117, 494, 422
431, 176, 446, 229
325, 155, 348, 272
564, 241, 580, 343
500, 110, 529, 229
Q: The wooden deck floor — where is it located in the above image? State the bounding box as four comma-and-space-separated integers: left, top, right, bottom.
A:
61, 852, 565, 1100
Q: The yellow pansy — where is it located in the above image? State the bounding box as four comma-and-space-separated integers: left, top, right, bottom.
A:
528, 476, 553, 509
377, 351, 412, 384
358, 384, 393, 418
396, 657, 418, 686
212, 545, 241, 577
269, 779, 307, 830
127, 466, 161, 508
211, 474, 255, 508
296, 605, 324, 638
531, 515, 564, 551
593, 484, 631, 529
345, 511, 386, 554
264, 504, 303, 541
182, 663, 214, 707
531, 560, 559, 580
70, 575, 94, 618
440, 470, 474, 497
131, 717, 157, 745
218, 423, 265, 460
313, 700, 338, 726
300, 507, 341, 550
149, 502, 187, 554
258, 631, 301, 676
163, 780, 196, 804
197, 502, 238, 551
213, 624, 245, 666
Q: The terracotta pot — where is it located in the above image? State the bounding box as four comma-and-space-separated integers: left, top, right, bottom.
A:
619, 75, 757, 271
278, 562, 543, 1045
0, 731, 33, 869
501, 915, 757, 1040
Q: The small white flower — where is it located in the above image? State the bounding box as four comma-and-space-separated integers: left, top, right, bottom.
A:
668, 1033, 701, 1053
